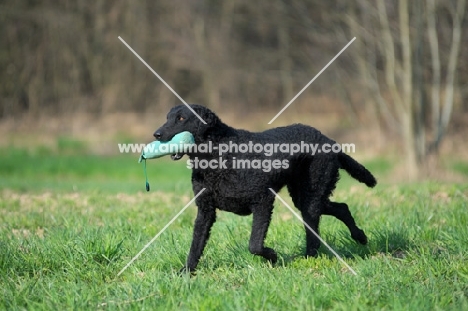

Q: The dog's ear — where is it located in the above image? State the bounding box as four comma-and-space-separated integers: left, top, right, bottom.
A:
191, 105, 219, 140
190, 105, 218, 126
201, 110, 217, 126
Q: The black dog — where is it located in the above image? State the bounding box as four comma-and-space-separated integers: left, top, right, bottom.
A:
154, 104, 376, 272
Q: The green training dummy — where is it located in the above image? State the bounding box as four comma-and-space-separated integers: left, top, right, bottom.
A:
138, 131, 195, 191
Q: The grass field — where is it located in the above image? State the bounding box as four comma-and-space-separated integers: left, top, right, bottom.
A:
1, 145, 467, 310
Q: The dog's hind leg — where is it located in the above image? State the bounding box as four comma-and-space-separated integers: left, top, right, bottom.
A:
322, 201, 368, 245
288, 185, 323, 257
299, 198, 323, 257
249, 206, 277, 264
289, 156, 340, 257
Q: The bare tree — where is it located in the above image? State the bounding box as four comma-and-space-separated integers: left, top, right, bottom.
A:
429, 0, 466, 153
1, 0, 466, 172
346, 0, 466, 178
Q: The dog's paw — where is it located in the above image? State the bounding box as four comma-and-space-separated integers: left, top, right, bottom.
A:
305, 249, 319, 258
263, 247, 278, 264
179, 266, 197, 277
351, 229, 368, 245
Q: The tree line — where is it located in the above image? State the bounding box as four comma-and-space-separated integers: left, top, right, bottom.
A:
1, 0, 467, 175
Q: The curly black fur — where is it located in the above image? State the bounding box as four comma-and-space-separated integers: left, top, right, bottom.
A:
154, 104, 377, 272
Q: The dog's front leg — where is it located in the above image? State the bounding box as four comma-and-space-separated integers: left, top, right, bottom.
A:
249, 207, 277, 264
182, 206, 216, 273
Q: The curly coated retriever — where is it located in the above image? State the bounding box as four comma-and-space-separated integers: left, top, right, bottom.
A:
154, 104, 377, 272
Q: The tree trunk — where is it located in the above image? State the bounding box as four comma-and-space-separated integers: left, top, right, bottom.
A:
426, 0, 441, 141
399, 0, 420, 178
436, 0, 466, 149
412, 0, 426, 163
277, 15, 294, 108
403, 111, 418, 178
194, 16, 220, 110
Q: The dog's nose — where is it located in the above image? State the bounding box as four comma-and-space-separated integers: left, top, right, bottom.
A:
153, 132, 162, 140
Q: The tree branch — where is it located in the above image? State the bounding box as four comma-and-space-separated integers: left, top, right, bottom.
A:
376, 0, 405, 115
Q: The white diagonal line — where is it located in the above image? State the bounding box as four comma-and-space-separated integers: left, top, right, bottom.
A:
268, 188, 357, 275
118, 36, 207, 125
268, 37, 356, 124
116, 188, 206, 277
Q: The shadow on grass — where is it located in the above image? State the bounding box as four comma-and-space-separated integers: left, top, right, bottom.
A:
278, 226, 414, 265
189, 226, 414, 273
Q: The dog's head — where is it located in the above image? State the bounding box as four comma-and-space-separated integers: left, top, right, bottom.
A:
154, 104, 220, 160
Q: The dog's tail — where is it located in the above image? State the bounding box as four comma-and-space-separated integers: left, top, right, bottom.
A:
338, 153, 377, 188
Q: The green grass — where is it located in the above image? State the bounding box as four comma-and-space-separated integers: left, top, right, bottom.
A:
451, 161, 468, 177
0, 147, 191, 193
0, 147, 467, 310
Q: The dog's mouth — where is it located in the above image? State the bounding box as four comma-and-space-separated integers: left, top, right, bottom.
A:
171, 153, 184, 161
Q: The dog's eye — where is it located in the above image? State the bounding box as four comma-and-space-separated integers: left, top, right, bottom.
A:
178, 116, 185, 121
